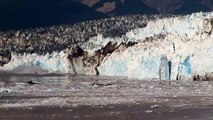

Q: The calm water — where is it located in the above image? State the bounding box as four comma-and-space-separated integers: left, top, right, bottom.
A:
1, 74, 213, 120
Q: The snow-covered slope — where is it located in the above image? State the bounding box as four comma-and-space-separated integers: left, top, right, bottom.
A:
1, 12, 213, 80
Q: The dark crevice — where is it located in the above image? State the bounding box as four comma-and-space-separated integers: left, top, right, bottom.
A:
69, 46, 84, 58
173, 42, 176, 52
70, 59, 77, 74
102, 41, 118, 55
95, 67, 100, 75
176, 74, 181, 80
208, 20, 213, 35
168, 61, 172, 80
126, 41, 138, 47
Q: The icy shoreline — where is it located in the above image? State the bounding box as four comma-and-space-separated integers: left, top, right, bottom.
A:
1, 12, 213, 80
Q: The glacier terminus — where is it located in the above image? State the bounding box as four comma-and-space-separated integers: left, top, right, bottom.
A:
0, 12, 213, 81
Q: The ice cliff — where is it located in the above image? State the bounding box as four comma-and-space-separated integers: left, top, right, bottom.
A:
0, 12, 213, 80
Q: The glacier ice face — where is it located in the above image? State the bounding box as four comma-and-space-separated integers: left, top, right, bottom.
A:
97, 12, 213, 80
1, 51, 71, 74
1, 12, 213, 80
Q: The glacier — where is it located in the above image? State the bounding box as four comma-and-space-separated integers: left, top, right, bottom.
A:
0, 12, 213, 80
